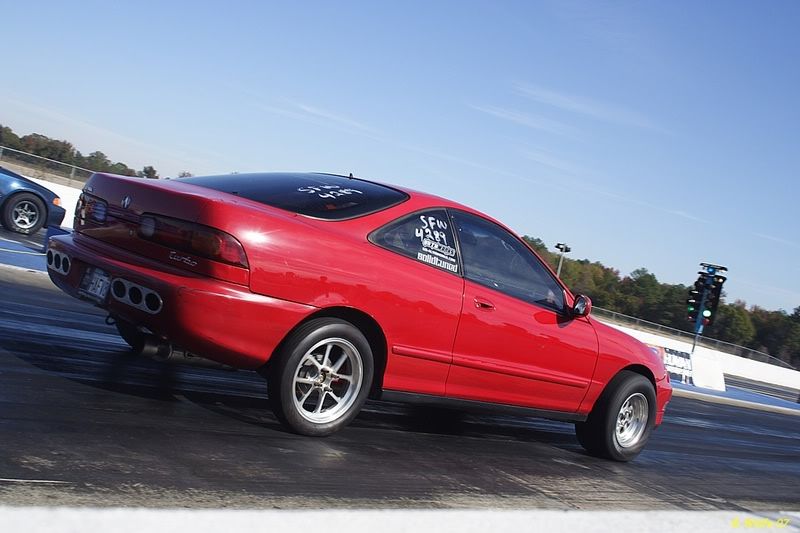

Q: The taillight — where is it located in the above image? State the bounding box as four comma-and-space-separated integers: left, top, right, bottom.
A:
75, 193, 108, 224
138, 214, 248, 269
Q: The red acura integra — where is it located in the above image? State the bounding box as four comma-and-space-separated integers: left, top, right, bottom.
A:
48, 172, 671, 461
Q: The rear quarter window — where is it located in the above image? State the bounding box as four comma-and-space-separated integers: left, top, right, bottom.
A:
370, 209, 460, 274
181, 172, 408, 220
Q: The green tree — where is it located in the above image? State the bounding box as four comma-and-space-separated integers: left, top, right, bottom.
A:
781, 307, 800, 367
616, 268, 662, 319
85, 151, 112, 172
139, 165, 159, 179
0, 125, 22, 150
109, 162, 136, 176
712, 301, 756, 345
748, 307, 791, 356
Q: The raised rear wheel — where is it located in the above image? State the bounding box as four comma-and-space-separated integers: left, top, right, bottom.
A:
266, 318, 374, 436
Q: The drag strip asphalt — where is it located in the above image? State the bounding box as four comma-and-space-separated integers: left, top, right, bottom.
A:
0, 263, 798, 510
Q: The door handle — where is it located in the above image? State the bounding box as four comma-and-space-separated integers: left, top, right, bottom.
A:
474, 297, 495, 310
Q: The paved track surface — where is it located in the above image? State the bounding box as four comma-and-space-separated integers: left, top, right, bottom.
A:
0, 265, 798, 510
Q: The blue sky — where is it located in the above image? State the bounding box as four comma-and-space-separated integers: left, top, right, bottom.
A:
2, 1, 798, 311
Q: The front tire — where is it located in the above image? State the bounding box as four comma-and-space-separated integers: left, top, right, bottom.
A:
575, 370, 656, 462
3, 193, 46, 235
266, 318, 374, 436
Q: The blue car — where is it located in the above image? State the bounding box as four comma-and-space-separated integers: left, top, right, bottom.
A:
0, 166, 67, 234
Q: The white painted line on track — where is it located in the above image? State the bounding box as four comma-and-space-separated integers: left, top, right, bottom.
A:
0, 263, 47, 275
0, 235, 40, 246
0, 478, 72, 484
0, 247, 45, 256
0, 509, 798, 533
673, 387, 800, 416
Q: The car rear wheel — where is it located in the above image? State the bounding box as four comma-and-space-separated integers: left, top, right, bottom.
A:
575, 370, 656, 462
2, 193, 46, 235
266, 318, 374, 436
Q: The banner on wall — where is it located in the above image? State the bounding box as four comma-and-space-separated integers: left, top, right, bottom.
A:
647, 345, 693, 385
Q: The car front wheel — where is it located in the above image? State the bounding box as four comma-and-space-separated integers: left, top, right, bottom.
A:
575, 370, 656, 462
3, 193, 47, 235
266, 318, 374, 436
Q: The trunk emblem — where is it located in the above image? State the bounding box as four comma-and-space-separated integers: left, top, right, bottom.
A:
121, 196, 132, 209
169, 251, 198, 267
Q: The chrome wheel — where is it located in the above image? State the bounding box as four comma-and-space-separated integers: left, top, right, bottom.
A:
291, 337, 363, 424
615, 392, 649, 448
12, 200, 40, 230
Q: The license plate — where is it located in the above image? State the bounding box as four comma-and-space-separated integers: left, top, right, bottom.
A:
79, 267, 111, 302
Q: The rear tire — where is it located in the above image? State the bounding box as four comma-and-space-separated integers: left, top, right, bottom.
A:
575, 370, 656, 462
2, 193, 46, 235
265, 318, 374, 436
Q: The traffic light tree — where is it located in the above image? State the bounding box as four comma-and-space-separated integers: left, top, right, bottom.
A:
686, 263, 728, 339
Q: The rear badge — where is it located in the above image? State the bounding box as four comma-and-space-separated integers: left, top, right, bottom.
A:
121, 195, 132, 209
169, 250, 198, 267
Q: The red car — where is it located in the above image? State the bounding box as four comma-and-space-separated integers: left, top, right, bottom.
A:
47, 172, 671, 461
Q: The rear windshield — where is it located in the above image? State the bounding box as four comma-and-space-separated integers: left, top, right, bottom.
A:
182, 173, 408, 220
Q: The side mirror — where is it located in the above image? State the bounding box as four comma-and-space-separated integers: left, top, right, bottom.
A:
572, 294, 592, 317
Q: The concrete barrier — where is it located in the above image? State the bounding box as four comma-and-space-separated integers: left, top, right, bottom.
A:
601, 321, 800, 395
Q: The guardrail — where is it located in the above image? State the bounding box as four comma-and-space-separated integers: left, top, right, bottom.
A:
592, 307, 796, 370
0, 145, 93, 188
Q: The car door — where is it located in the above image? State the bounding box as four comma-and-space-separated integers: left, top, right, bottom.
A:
445, 210, 599, 413
369, 208, 465, 396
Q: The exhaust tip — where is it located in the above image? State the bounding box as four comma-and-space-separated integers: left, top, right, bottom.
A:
46, 250, 70, 275
110, 278, 163, 314
128, 286, 143, 305
112, 279, 126, 299
137, 335, 172, 361
145, 292, 162, 312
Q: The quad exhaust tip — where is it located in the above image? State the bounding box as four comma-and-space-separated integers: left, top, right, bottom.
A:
111, 278, 163, 314
46, 250, 71, 275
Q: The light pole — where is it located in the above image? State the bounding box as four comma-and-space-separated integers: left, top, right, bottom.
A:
555, 242, 571, 277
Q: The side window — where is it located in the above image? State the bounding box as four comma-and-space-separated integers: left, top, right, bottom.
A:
450, 210, 565, 311
371, 209, 459, 274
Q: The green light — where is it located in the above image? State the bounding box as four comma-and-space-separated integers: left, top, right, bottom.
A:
703, 309, 712, 318
688, 306, 695, 312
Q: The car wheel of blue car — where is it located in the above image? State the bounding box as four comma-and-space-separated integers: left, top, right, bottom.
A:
3, 193, 46, 235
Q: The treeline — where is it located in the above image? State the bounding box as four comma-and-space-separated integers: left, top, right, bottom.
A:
523, 237, 800, 368
0, 124, 162, 179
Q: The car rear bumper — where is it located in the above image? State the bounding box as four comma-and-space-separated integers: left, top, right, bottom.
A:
47, 233, 316, 368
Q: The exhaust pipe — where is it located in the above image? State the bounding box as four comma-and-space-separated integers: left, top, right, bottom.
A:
136, 335, 234, 370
